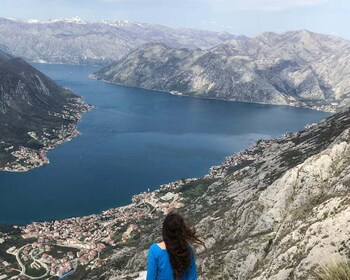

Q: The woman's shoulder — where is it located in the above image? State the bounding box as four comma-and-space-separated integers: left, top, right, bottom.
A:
149, 242, 164, 252
149, 243, 168, 260
149, 243, 158, 250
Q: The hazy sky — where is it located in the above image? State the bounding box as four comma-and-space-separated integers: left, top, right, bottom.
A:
1, 0, 350, 38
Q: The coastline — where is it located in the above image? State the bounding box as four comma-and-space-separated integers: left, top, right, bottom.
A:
0, 72, 335, 278
0, 98, 93, 173
89, 74, 338, 113
0, 136, 274, 278
0, 114, 333, 278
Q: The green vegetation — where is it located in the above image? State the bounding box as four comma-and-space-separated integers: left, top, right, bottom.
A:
314, 260, 350, 280
281, 149, 303, 165
0, 232, 35, 264
99, 245, 113, 259
0, 146, 16, 166
177, 178, 215, 201
125, 231, 140, 245
226, 160, 255, 174
264, 238, 273, 254
27, 139, 44, 150
49, 245, 79, 259
0, 55, 88, 169
25, 262, 47, 278
113, 232, 123, 242
145, 202, 156, 212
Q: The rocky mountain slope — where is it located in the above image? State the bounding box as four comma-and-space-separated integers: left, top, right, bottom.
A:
69, 105, 350, 280
0, 50, 90, 171
0, 17, 237, 65
94, 30, 350, 112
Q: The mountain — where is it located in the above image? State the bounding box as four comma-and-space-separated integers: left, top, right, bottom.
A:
1, 49, 350, 277
94, 30, 350, 112
69, 106, 350, 280
0, 50, 90, 171
0, 17, 238, 65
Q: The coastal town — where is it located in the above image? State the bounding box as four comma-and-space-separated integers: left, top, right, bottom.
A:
0, 117, 326, 280
0, 98, 92, 173
205, 138, 278, 179
0, 134, 284, 280
0, 180, 187, 279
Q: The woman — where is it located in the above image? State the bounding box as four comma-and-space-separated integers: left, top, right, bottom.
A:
146, 212, 204, 280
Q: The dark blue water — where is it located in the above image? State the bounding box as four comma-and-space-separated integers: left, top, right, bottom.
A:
0, 64, 329, 225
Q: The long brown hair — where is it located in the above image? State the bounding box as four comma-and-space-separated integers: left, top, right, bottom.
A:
162, 212, 204, 279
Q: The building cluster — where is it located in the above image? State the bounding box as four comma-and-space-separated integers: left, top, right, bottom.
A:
49, 97, 92, 122
205, 138, 278, 179
1, 146, 48, 172
132, 178, 198, 213
0, 99, 92, 173
11, 181, 190, 278
2, 132, 286, 279
16, 195, 170, 278
308, 103, 337, 113
286, 97, 337, 113
40, 124, 80, 148
1, 124, 79, 172
158, 178, 198, 192
305, 123, 318, 129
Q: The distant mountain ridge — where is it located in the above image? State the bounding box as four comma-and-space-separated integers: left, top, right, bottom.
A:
94, 30, 350, 112
0, 49, 90, 170
0, 17, 239, 65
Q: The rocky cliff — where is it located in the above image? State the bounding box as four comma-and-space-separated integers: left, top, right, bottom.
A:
0, 50, 90, 170
0, 17, 237, 65
71, 106, 350, 279
94, 30, 350, 112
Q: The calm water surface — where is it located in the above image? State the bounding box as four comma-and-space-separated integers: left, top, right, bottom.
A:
0, 64, 329, 224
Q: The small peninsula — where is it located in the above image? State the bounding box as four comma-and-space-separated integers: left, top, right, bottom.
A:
0, 50, 92, 172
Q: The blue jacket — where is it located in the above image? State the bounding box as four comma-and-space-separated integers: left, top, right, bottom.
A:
146, 243, 198, 280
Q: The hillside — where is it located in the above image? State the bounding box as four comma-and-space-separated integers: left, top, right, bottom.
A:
1, 105, 348, 279
77, 106, 350, 280
94, 30, 350, 112
0, 17, 237, 65
0, 50, 90, 171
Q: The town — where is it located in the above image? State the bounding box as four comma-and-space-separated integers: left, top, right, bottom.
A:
0, 99, 92, 173
205, 138, 278, 179
0, 136, 280, 279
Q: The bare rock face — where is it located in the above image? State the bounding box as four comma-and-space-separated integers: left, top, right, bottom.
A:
95, 30, 350, 112
0, 17, 237, 66
71, 106, 350, 280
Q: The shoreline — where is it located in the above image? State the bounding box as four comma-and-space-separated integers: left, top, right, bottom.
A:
2, 134, 286, 226
0, 132, 294, 279
0, 133, 289, 226
0, 98, 93, 173
0, 112, 332, 279
90, 74, 338, 113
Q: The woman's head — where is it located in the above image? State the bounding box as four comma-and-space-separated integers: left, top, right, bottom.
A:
162, 211, 203, 279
